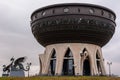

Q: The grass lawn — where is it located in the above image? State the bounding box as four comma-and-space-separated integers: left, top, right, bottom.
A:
0, 76, 120, 80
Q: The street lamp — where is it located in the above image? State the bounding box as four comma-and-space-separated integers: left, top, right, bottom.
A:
107, 62, 112, 76
26, 62, 32, 77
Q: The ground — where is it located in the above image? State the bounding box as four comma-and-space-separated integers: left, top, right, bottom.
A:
0, 76, 120, 80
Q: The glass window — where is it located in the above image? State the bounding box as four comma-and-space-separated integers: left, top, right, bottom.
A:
78, 8, 80, 12
65, 48, 73, 57
80, 48, 87, 56
50, 49, 56, 75
96, 51, 102, 75
51, 50, 56, 58
101, 10, 104, 16
89, 8, 94, 14
109, 13, 111, 18
111, 15, 114, 20
64, 8, 69, 13
53, 9, 55, 14
83, 56, 90, 75
69, 60, 73, 70
34, 13, 37, 18
96, 51, 100, 59
62, 48, 74, 75
41, 11, 46, 16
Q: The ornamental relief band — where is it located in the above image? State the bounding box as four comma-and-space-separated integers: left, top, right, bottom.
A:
32, 17, 115, 33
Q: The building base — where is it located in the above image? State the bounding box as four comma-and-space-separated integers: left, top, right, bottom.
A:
39, 43, 106, 76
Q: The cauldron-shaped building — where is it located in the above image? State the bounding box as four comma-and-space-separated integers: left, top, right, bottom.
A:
30, 3, 116, 76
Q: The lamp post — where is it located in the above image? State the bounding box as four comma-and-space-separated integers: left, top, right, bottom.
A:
26, 62, 32, 77
107, 62, 112, 76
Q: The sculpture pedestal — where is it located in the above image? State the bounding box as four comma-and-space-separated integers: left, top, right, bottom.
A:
9, 69, 25, 77
2, 73, 9, 77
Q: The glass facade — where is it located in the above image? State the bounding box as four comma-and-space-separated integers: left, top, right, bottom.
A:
50, 49, 56, 75
96, 52, 102, 75
62, 48, 74, 75
83, 56, 90, 75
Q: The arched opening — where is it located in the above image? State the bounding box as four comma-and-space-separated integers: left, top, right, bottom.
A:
50, 49, 56, 75
96, 51, 102, 75
62, 48, 75, 75
80, 48, 91, 75
80, 48, 87, 56
83, 56, 91, 76
39, 58, 42, 74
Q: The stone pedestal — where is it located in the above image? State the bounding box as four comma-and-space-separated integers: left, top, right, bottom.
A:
9, 69, 25, 77
2, 73, 9, 77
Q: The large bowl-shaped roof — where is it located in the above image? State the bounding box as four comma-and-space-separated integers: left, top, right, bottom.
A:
31, 3, 116, 47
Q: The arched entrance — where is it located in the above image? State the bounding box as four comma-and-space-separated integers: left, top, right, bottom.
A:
50, 49, 56, 75
83, 56, 91, 76
81, 48, 91, 76
96, 51, 102, 75
62, 48, 75, 75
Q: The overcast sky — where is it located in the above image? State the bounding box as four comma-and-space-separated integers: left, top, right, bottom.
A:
0, 0, 120, 76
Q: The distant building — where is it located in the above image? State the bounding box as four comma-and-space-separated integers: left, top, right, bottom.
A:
31, 3, 116, 76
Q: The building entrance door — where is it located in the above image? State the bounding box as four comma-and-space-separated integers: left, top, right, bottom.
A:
83, 57, 90, 75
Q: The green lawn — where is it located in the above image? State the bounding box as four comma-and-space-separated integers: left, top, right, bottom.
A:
0, 76, 120, 80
